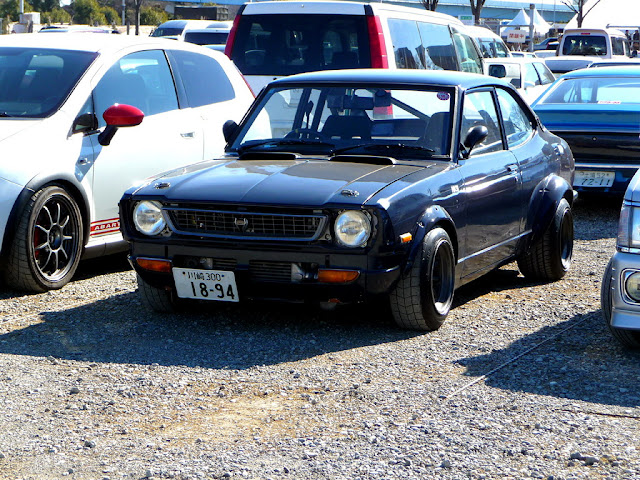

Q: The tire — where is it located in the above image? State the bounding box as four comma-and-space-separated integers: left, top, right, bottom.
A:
137, 274, 183, 313
389, 227, 456, 331
3, 185, 83, 292
518, 198, 573, 281
601, 260, 640, 349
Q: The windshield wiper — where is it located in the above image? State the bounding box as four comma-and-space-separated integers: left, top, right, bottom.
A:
331, 143, 435, 156
237, 139, 335, 155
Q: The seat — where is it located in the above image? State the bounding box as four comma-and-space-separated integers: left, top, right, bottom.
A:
322, 114, 371, 140
422, 112, 450, 154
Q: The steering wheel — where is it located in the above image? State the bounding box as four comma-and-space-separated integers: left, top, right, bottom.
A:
284, 128, 330, 142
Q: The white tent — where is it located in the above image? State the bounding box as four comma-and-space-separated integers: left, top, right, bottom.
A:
565, 0, 640, 30
501, 8, 551, 38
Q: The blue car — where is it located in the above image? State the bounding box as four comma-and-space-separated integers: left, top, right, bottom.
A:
120, 69, 575, 331
532, 66, 640, 195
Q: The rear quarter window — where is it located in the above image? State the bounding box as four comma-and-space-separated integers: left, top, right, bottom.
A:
170, 50, 235, 107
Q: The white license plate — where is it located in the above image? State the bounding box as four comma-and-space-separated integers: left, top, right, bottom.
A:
574, 170, 615, 187
172, 268, 239, 302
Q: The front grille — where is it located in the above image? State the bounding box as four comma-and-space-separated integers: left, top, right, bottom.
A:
165, 206, 327, 241
249, 261, 291, 282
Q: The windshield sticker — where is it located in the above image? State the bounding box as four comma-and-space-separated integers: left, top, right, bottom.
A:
437, 92, 450, 101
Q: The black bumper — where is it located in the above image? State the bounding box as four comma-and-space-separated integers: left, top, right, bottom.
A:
130, 242, 403, 305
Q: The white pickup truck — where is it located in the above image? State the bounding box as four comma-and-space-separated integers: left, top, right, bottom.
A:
545, 28, 632, 74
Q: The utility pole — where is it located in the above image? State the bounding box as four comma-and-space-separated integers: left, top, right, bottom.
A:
529, 3, 535, 52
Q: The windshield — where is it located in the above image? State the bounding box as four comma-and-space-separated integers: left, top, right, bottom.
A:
0, 47, 97, 118
230, 84, 454, 158
230, 14, 371, 76
151, 27, 183, 37
537, 76, 640, 104
561, 35, 608, 56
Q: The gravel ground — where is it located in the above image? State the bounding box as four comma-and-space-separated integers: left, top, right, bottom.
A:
1, 196, 638, 480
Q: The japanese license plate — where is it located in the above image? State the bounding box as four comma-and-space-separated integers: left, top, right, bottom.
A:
172, 268, 238, 302
574, 170, 615, 188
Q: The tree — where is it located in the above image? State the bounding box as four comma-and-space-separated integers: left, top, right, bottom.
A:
72, 0, 107, 25
420, 0, 439, 11
561, 0, 602, 28
140, 5, 167, 27
469, 0, 487, 26
0, 0, 33, 21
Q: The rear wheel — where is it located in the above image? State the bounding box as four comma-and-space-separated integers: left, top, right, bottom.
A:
601, 260, 640, 349
518, 198, 573, 281
3, 185, 83, 292
389, 227, 456, 331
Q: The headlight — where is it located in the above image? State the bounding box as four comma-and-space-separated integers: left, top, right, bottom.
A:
133, 201, 166, 236
617, 203, 640, 250
334, 210, 371, 247
625, 271, 640, 303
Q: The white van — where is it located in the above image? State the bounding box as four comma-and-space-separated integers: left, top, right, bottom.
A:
464, 25, 511, 58
224, 1, 483, 93
151, 20, 228, 40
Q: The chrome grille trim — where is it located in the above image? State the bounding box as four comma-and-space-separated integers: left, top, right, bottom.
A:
164, 207, 327, 241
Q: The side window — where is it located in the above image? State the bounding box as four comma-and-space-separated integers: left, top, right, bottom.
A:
388, 19, 424, 69
417, 22, 457, 70
451, 27, 483, 74
612, 37, 627, 56
523, 63, 541, 86
496, 88, 533, 148
461, 90, 502, 155
171, 50, 235, 107
93, 50, 178, 127
533, 62, 555, 85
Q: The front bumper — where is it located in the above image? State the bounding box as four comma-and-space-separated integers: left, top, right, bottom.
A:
608, 251, 640, 330
130, 241, 403, 305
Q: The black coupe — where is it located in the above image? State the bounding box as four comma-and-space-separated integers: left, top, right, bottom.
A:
120, 69, 575, 330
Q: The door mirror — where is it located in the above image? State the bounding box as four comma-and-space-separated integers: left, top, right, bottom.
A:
223, 119, 238, 143
98, 104, 144, 146
462, 125, 489, 158
488, 64, 507, 78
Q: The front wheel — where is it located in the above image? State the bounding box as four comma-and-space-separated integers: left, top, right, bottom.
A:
389, 227, 456, 331
518, 198, 573, 281
601, 260, 640, 349
137, 275, 184, 313
3, 185, 83, 292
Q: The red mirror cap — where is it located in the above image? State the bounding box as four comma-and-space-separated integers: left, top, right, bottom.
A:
103, 104, 144, 127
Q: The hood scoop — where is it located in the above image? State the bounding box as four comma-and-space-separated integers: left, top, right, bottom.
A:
239, 152, 300, 161
330, 155, 397, 165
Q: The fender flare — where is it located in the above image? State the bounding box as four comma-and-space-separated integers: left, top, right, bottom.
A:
0, 173, 91, 258
402, 205, 458, 276
525, 174, 575, 249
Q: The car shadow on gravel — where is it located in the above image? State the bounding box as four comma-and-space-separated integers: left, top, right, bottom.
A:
0, 291, 423, 369
573, 194, 621, 241
455, 310, 640, 408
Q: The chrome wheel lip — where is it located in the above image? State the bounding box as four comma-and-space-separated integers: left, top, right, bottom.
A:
559, 208, 574, 271
430, 238, 455, 315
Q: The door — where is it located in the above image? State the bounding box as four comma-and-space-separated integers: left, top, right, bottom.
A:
458, 89, 523, 278
86, 49, 202, 243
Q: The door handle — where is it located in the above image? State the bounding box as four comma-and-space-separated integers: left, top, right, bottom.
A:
505, 163, 519, 172
77, 157, 89, 165
181, 132, 195, 138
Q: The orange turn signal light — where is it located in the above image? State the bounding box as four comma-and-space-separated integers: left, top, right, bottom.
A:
399, 233, 413, 243
317, 269, 360, 284
136, 257, 172, 273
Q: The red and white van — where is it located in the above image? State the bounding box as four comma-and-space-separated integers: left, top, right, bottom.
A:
225, 1, 483, 93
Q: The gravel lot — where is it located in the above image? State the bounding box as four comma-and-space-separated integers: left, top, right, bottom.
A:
1, 196, 639, 480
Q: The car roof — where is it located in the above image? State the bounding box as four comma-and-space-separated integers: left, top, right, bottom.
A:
485, 57, 544, 65
0, 33, 204, 54
270, 68, 509, 90
561, 65, 640, 78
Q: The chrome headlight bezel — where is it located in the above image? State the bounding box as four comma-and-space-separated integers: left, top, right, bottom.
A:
617, 202, 640, 251
133, 200, 166, 236
334, 210, 372, 248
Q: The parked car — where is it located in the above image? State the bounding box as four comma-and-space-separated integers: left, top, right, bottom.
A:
39, 25, 117, 34
601, 168, 640, 349
534, 37, 558, 51
120, 69, 575, 331
588, 58, 640, 68
532, 66, 640, 195
484, 57, 555, 103
150, 20, 229, 41
510, 51, 537, 58
465, 25, 511, 58
183, 27, 231, 46
224, 0, 484, 93
0, 33, 254, 292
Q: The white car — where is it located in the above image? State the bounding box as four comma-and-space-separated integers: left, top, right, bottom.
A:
0, 33, 254, 292
484, 57, 555, 104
